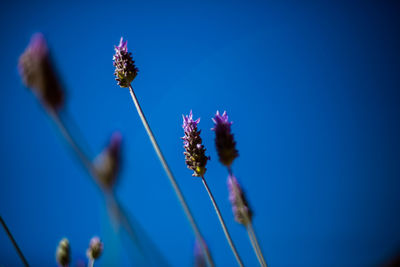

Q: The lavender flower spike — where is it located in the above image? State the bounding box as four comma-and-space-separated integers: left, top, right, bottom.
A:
228, 175, 253, 226
56, 238, 70, 267
18, 33, 64, 110
182, 111, 210, 177
94, 132, 122, 190
212, 111, 238, 167
113, 37, 138, 87
86, 236, 104, 260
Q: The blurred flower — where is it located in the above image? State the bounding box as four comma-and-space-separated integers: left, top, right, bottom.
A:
94, 132, 122, 190
182, 111, 210, 177
228, 175, 252, 226
212, 111, 238, 167
194, 239, 211, 267
86, 236, 103, 260
113, 37, 138, 88
18, 33, 64, 110
56, 238, 70, 267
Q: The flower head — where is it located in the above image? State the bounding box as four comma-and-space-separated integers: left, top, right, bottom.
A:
18, 33, 64, 110
94, 132, 122, 190
228, 175, 252, 226
182, 111, 210, 177
113, 37, 138, 87
86, 236, 103, 260
212, 111, 238, 167
56, 238, 70, 267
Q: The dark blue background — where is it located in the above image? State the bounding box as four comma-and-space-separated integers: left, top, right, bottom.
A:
1, 1, 400, 266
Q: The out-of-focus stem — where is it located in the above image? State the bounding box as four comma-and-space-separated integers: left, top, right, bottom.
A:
0, 216, 29, 267
46, 109, 162, 265
227, 167, 267, 267
127, 84, 214, 267
246, 223, 267, 267
201, 176, 244, 267
88, 259, 94, 267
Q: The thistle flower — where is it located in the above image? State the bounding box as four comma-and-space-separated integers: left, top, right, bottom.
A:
56, 238, 70, 267
86, 236, 103, 260
228, 175, 252, 226
18, 33, 64, 110
113, 37, 138, 87
94, 132, 122, 190
182, 111, 210, 177
212, 111, 238, 167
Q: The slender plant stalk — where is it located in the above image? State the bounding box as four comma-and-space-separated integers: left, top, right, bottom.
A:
88, 259, 94, 267
0, 216, 29, 267
200, 176, 244, 267
246, 223, 267, 267
47, 109, 167, 266
227, 168, 267, 267
127, 85, 214, 267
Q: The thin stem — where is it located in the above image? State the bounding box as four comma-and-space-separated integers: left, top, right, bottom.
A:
0, 216, 29, 267
88, 259, 94, 267
200, 176, 244, 267
46, 109, 166, 265
128, 85, 214, 267
246, 223, 267, 267
227, 168, 267, 267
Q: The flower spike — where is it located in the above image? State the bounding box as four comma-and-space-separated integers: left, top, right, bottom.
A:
94, 132, 122, 190
113, 37, 138, 87
212, 111, 238, 167
18, 33, 64, 110
228, 175, 253, 226
182, 111, 210, 177
86, 236, 104, 260
56, 238, 70, 267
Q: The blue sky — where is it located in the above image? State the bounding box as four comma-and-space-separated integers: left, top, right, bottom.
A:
1, 1, 400, 266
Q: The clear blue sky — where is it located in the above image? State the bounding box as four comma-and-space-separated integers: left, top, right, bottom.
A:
1, 1, 400, 266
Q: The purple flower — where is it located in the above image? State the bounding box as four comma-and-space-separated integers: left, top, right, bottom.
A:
113, 37, 138, 88
94, 132, 122, 190
56, 238, 70, 267
228, 175, 252, 226
182, 111, 210, 177
86, 236, 103, 260
212, 111, 238, 167
18, 33, 64, 110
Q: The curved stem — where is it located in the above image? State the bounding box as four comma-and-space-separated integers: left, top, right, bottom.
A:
128, 85, 214, 267
201, 176, 244, 267
0, 216, 29, 267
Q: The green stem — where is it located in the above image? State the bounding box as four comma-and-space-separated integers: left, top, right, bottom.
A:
128, 85, 214, 267
201, 176, 244, 267
0, 216, 29, 267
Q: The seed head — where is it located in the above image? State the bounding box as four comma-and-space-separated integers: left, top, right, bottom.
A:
18, 33, 64, 110
228, 175, 252, 226
182, 111, 210, 177
113, 37, 138, 87
212, 111, 238, 167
